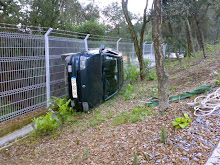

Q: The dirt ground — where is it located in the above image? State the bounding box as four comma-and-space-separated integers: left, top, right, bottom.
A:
0, 48, 219, 165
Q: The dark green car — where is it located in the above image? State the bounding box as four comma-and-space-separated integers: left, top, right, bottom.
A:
64, 46, 123, 111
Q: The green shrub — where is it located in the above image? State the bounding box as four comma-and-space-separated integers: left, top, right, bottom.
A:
125, 64, 139, 82
51, 97, 73, 122
33, 111, 59, 136
172, 113, 191, 129
144, 58, 152, 68
33, 98, 75, 136
145, 70, 157, 81
206, 44, 215, 52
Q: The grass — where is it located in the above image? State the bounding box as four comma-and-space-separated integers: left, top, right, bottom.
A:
169, 86, 178, 92
136, 83, 159, 99
161, 127, 167, 144
111, 111, 130, 126
215, 71, 220, 87
69, 104, 117, 133
146, 84, 158, 98
82, 147, 90, 160
183, 65, 190, 69
120, 84, 136, 100
111, 104, 152, 126
133, 152, 138, 165
89, 110, 115, 127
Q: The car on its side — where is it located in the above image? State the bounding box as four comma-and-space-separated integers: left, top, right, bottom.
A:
63, 45, 123, 111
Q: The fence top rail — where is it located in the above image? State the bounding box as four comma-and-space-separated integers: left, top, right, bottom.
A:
49, 35, 84, 42
0, 23, 134, 42
0, 31, 44, 39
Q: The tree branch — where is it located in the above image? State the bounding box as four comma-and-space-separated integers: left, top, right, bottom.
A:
140, 0, 149, 53
121, 0, 139, 53
200, 3, 210, 21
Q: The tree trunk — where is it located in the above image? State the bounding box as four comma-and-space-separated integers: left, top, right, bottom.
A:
184, 18, 195, 57
168, 22, 182, 68
152, 0, 169, 112
122, 0, 149, 81
194, 15, 207, 58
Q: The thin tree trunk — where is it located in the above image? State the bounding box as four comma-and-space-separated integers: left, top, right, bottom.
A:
122, 0, 149, 81
185, 18, 195, 57
168, 22, 182, 67
152, 0, 169, 112
194, 15, 207, 58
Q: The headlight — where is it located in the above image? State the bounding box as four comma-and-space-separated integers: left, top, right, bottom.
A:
80, 56, 88, 70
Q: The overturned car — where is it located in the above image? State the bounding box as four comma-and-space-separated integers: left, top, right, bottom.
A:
63, 45, 124, 111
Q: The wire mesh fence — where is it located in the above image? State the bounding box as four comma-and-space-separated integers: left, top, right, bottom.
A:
0, 24, 163, 123
0, 32, 46, 122
49, 36, 85, 100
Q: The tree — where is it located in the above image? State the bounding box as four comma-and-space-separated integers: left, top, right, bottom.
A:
102, 2, 126, 35
73, 20, 106, 37
184, 16, 195, 57
83, 3, 99, 21
121, 0, 150, 80
59, 1, 100, 28
24, 0, 64, 28
22, 0, 100, 30
152, 0, 169, 111
191, 0, 211, 58
162, 0, 193, 67
102, 2, 135, 39
0, 0, 22, 24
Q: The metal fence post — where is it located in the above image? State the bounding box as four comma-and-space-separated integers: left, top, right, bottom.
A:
150, 42, 154, 61
163, 44, 167, 56
116, 38, 122, 51
84, 34, 90, 51
143, 41, 147, 56
45, 28, 53, 107
132, 43, 135, 61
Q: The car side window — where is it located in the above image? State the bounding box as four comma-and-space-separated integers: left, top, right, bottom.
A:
103, 55, 118, 99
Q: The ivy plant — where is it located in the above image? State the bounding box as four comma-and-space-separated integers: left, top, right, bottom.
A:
172, 113, 191, 129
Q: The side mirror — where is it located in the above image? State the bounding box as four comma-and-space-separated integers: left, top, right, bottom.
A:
99, 44, 105, 54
